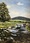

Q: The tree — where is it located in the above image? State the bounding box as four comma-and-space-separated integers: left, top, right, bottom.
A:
0, 2, 11, 22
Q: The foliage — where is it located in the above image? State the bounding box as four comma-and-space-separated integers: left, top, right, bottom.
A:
0, 29, 11, 41
26, 23, 30, 31
0, 2, 11, 22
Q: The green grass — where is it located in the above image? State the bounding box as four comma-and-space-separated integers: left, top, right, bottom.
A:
0, 21, 20, 28
0, 20, 30, 31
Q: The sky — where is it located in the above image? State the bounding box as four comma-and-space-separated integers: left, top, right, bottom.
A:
0, 0, 30, 18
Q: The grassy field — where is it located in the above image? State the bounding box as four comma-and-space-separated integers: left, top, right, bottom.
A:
0, 21, 20, 28
0, 20, 30, 31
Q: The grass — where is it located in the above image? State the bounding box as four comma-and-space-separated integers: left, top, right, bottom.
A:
0, 20, 30, 31
0, 21, 19, 28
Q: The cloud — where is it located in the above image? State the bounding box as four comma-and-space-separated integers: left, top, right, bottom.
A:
9, 9, 30, 18
7, 5, 11, 9
11, 11, 19, 15
25, 12, 30, 18
17, 2, 24, 6
9, 10, 26, 18
9, 11, 20, 18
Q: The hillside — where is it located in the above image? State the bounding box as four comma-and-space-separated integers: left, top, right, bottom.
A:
12, 16, 30, 21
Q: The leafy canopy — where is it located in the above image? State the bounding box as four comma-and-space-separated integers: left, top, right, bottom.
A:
0, 2, 11, 22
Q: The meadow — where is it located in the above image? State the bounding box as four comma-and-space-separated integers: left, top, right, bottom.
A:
0, 20, 30, 31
